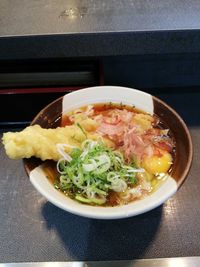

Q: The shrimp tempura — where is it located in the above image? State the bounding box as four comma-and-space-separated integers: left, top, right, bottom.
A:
2, 124, 113, 161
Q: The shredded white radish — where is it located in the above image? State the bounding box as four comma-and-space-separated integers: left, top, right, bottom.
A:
56, 158, 67, 174
56, 143, 77, 162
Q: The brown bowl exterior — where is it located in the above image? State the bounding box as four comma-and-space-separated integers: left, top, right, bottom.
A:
24, 96, 63, 174
153, 96, 193, 188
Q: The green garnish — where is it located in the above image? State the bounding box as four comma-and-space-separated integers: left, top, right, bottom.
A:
56, 140, 144, 205
77, 122, 87, 138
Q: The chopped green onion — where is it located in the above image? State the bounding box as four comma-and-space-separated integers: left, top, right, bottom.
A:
77, 122, 87, 138
75, 195, 106, 205
56, 139, 144, 205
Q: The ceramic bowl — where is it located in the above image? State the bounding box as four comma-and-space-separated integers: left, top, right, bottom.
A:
24, 86, 193, 219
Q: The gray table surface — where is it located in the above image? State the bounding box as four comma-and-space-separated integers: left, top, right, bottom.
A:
1, 0, 200, 36
1, 0, 200, 59
0, 88, 200, 262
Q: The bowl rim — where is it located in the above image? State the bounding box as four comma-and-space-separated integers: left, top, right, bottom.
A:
24, 85, 193, 218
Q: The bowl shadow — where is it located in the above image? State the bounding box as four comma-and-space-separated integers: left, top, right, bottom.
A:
42, 202, 163, 261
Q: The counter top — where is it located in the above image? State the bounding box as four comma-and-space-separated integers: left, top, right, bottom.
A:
0, 88, 200, 262
1, 0, 200, 59
2, 0, 200, 35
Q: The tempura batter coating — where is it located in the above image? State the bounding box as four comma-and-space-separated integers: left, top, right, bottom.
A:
2, 124, 114, 161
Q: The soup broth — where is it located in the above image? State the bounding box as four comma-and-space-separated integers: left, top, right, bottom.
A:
44, 102, 175, 206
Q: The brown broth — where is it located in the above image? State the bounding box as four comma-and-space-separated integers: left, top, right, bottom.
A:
62, 115, 73, 126
44, 102, 176, 207
61, 102, 146, 127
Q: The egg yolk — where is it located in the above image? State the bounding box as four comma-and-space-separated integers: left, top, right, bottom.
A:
143, 152, 172, 175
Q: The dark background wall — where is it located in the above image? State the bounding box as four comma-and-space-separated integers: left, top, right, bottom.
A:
1, 53, 200, 126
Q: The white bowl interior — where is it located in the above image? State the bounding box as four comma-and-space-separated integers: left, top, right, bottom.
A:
62, 86, 154, 114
